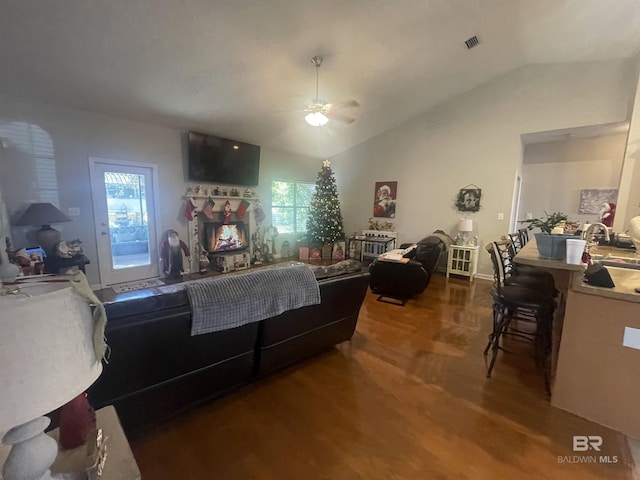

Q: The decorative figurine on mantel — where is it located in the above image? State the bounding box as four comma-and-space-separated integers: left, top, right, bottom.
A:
198, 243, 210, 274
251, 229, 263, 265
159, 229, 191, 279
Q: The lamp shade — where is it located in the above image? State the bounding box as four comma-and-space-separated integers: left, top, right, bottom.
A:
15, 203, 72, 256
15, 203, 71, 227
458, 219, 473, 232
0, 284, 102, 432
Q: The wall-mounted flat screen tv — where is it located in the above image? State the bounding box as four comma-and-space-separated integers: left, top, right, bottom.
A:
187, 131, 260, 186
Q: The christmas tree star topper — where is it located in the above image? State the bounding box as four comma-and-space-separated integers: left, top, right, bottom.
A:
322, 159, 331, 167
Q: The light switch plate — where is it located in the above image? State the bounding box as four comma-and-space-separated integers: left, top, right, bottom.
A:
497, 212, 504, 220
68, 207, 80, 216
623, 327, 640, 350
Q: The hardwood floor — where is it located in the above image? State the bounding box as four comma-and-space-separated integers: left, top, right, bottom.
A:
130, 274, 638, 479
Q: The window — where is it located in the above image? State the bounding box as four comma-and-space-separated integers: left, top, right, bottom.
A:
271, 181, 315, 233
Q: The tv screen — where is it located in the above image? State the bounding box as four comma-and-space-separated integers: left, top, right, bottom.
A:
188, 131, 260, 186
206, 222, 249, 253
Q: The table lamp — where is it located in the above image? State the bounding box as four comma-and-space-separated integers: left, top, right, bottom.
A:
458, 218, 473, 245
15, 203, 71, 257
0, 278, 104, 480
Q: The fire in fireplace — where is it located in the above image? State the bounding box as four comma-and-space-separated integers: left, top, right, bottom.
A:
205, 222, 248, 253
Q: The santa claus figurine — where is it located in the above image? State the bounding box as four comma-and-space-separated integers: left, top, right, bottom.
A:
599, 202, 616, 228
159, 229, 191, 279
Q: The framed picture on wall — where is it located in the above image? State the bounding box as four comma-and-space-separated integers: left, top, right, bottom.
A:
578, 189, 618, 214
456, 186, 481, 212
373, 181, 397, 218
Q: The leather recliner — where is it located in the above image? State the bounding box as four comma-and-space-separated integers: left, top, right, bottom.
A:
368, 233, 449, 304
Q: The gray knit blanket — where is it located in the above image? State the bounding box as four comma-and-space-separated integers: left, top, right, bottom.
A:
186, 264, 321, 336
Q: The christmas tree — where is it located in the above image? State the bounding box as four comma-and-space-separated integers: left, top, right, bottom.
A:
307, 160, 346, 243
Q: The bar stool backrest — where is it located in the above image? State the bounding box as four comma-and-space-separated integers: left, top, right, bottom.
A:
485, 242, 506, 295
518, 228, 530, 246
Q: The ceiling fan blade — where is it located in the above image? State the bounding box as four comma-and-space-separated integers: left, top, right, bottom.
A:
328, 111, 356, 124
335, 99, 360, 109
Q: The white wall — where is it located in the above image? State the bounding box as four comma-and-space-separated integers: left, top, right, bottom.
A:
520, 134, 627, 227
0, 94, 317, 285
1, 59, 637, 282
331, 60, 637, 276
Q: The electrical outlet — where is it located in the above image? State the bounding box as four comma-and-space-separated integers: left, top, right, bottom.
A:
68, 207, 80, 216
526, 212, 533, 220
497, 212, 504, 221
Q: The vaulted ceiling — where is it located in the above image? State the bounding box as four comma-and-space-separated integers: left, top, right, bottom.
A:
1, 0, 640, 158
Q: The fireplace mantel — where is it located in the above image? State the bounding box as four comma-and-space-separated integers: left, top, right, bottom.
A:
183, 194, 261, 273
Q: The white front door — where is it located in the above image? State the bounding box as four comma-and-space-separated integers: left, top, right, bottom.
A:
89, 158, 159, 286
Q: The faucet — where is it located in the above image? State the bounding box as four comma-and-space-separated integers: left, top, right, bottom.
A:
582, 222, 611, 245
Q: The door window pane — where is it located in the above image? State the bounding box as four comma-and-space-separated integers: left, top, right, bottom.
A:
104, 172, 151, 269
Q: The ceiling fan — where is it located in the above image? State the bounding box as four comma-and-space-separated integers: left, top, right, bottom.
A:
304, 55, 359, 127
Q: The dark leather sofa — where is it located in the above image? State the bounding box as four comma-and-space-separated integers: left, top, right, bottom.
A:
368, 233, 449, 304
88, 268, 369, 436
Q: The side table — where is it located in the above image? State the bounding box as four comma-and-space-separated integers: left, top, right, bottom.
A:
49, 405, 141, 479
447, 245, 479, 282
44, 254, 91, 274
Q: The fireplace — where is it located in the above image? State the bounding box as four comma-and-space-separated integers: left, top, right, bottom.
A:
204, 222, 249, 254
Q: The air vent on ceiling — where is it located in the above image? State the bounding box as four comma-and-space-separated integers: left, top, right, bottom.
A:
465, 36, 479, 49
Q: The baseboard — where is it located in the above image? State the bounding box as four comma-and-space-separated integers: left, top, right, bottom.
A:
474, 273, 492, 281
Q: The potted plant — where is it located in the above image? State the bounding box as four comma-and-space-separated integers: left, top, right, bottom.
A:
521, 211, 579, 260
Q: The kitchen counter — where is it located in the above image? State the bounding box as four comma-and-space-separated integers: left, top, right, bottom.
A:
572, 264, 640, 302
513, 237, 586, 273
516, 239, 640, 439
554, 272, 640, 439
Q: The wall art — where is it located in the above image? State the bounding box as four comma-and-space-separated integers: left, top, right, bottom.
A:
455, 184, 481, 212
373, 181, 397, 218
578, 189, 618, 214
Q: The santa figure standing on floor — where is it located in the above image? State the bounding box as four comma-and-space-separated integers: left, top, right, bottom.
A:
159, 229, 191, 279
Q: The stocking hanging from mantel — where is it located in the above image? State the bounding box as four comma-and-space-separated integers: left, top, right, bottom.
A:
202, 197, 215, 219
254, 200, 266, 223
184, 197, 197, 221
237, 199, 250, 219
222, 200, 232, 224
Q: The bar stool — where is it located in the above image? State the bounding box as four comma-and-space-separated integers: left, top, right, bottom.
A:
484, 242, 555, 389
496, 239, 556, 296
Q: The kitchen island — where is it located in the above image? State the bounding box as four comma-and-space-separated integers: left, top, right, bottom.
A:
513, 237, 585, 388
516, 239, 640, 439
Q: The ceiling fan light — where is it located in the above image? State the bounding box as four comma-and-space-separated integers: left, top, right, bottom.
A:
305, 112, 329, 127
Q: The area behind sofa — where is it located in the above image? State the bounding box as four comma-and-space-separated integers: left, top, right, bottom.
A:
88, 264, 370, 436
